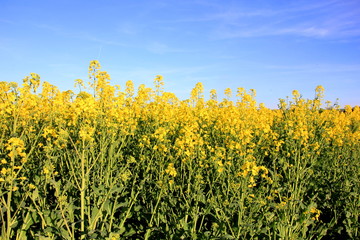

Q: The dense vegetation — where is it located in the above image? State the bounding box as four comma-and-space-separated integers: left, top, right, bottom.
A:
1, 61, 359, 239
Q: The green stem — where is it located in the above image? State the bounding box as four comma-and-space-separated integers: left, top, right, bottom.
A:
145, 190, 163, 240
6, 183, 13, 239
80, 141, 86, 239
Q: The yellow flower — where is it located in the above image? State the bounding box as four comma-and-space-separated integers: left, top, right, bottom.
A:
292, 90, 300, 99
74, 78, 84, 88
6, 137, 25, 150
1, 168, 7, 175
79, 125, 95, 142
154, 75, 164, 82
165, 163, 177, 177
120, 170, 132, 182
224, 88, 232, 99
43, 167, 50, 175
310, 207, 321, 221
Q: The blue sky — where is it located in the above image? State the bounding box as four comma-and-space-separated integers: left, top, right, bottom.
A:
1, 0, 359, 108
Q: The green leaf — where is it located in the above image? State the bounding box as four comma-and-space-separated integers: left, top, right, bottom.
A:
32, 188, 39, 200
90, 206, 101, 226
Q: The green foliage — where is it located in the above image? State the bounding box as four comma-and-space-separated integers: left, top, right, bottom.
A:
0, 65, 359, 239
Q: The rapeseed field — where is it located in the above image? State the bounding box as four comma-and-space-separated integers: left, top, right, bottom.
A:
1, 61, 359, 239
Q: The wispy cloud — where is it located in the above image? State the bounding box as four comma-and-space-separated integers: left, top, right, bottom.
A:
173, 0, 360, 40
146, 41, 194, 54
112, 64, 215, 79
32, 23, 131, 47
264, 63, 360, 73
116, 22, 143, 35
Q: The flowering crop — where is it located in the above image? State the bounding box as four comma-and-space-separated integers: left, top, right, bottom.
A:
0, 61, 359, 239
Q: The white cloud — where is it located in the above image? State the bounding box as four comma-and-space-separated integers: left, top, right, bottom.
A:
171, 0, 360, 40
146, 41, 195, 54
116, 22, 142, 35
264, 63, 360, 73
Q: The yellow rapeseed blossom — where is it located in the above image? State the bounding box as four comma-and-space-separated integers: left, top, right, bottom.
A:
6, 138, 26, 160
165, 163, 177, 177
43, 167, 50, 175
240, 161, 272, 186
304, 207, 321, 221
1, 168, 7, 175
0, 60, 358, 237
79, 125, 95, 142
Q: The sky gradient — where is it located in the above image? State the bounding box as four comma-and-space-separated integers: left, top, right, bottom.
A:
1, 0, 360, 108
